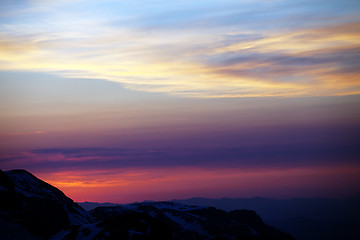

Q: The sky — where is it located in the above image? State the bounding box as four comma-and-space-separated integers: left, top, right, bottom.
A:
0, 0, 360, 203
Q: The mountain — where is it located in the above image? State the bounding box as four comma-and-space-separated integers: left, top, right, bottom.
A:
173, 196, 360, 240
0, 169, 92, 239
89, 201, 294, 240
0, 169, 294, 240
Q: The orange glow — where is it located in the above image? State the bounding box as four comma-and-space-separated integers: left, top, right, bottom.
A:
37, 165, 360, 203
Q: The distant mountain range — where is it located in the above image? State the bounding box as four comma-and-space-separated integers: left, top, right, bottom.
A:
172, 196, 360, 240
78, 195, 360, 240
0, 169, 293, 240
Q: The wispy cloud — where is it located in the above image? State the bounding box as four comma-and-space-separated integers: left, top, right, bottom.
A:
1, 0, 359, 97
2, 137, 359, 172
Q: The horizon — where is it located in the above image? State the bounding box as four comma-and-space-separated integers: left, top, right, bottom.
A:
74, 192, 360, 205
1, 0, 360, 204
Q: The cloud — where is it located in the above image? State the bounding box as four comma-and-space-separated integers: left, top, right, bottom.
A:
2, 136, 359, 172
0, 1, 359, 97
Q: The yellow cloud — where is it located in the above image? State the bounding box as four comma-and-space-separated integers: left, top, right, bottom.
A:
215, 23, 360, 54
1, 20, 359, 98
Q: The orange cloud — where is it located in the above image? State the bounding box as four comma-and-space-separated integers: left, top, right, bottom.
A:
12, 130, 46, 136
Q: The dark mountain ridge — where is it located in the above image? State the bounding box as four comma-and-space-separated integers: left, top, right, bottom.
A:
173, 196, 360, 240
89, 201, 294, 240
0, 169, 294, 240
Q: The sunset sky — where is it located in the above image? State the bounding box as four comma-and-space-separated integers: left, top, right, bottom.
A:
1, 0, 360, 203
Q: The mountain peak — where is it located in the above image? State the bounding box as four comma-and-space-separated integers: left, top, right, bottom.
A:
5, 169, 69, 201
6, 169, 33, 175
0, 169, 92, 239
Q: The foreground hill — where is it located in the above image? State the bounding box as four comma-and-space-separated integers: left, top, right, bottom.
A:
0, 169, 92, 239
0, 169, 293, 240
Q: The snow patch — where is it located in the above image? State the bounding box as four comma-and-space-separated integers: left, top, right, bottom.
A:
75, 222, 103, 240
128, 228, 144, 239
162, 211, 208, 236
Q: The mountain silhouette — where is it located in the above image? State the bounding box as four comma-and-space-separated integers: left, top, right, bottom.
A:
0, 169, 294, 240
